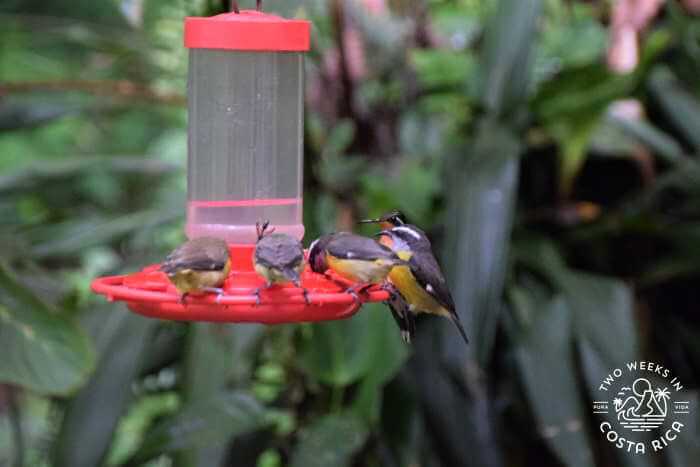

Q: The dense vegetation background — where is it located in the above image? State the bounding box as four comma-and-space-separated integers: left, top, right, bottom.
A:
1, 0, 700, 466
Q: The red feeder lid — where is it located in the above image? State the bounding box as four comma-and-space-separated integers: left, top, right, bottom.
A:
184, 10, 310, 52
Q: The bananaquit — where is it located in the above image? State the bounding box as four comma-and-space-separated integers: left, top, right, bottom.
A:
366, 214, 469, 345
253, 221, 308, 304
308, 232, 404, 296
161, 237, 231, 303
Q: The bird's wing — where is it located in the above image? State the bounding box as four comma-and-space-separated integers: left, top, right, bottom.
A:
255, 235, 304, 268
326, 234, 400, 262
161, 242, 228, 273
408, 247, 456, 313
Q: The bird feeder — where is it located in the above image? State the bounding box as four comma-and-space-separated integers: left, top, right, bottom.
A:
91, 6, 389, 323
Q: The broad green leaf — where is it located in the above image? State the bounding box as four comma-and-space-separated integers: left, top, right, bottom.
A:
28, 209, 179, 259
512, 292, 595, 467
649, 66, 700, 151
608, 115, 686, 166
350, 304, 409, 425
562, 271, 639, 371
178, 323, 243, 467
561, 272, 652, 467
0, 263, 95, 395
444, 119, 520, 365
290, 413, 368, 467
52, 308, 157, 467
301, 307, 402, 387
127, 392, 270, 465
478, 0, 541, 118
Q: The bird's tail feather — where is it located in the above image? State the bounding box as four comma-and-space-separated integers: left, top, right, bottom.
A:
450, 315, 470, 345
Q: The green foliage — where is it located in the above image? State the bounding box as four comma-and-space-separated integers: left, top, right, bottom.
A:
290, 413, 368, 467
0, 263, 94, 395
126, 392, 270, 465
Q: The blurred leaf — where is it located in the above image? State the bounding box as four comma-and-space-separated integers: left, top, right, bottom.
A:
323, 120, 356, 157
350, 304, 409, 425
511, 292, 595, 467
0, 263, 94, 395
28, 209, 178, 259
178, 323, 237, 467
317, 152, 367, 195
301, 308, 404, 387
360, 158, 441, 226
106, 392, 180, 466
534, 64, 634, 123
478, 0, 541, 118
0, 156, 179, 194
649, 66, 700, 151
535, 1, 606, 79
411, 49, 475, 90
563, 271, 639, 372
557, 115, 599, 195
608, 115, 687, 166
444, 119, 520, 366
127, 391, 270, 465
0, 100, 79, 132
52, 308, 157, 467
560, 271, 654, 467
290, 413, 368, 467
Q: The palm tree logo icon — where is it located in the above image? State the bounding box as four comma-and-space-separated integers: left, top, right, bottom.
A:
614, 378, 668, 431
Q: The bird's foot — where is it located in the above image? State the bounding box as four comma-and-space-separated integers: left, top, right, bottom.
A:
381, 282, 399, 299
253, 287, 262, 306
344, 287, 360, 303
400, 329, 412, 344
302, 288, 311, 305
201, 287, 225, 304
179, 293, 189, 305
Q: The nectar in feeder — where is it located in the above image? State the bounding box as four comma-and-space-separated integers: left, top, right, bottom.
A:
185, 8, 310, 243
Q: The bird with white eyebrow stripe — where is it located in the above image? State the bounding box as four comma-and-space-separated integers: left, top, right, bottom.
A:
361, 211, 469, 345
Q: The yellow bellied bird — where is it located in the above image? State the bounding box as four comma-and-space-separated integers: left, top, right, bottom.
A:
253, 220, 308, 304
363, 212, 469, 345
160, 237, 231, 303
308, 232, 404, 298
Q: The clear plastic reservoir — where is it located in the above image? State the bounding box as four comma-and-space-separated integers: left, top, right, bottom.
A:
186, 49, 304, 243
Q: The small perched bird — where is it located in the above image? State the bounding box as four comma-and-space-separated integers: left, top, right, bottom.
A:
160, 237, 231, 303
253, 221, 308, 304
363, 212, 470, 345
308, 232, 405, 297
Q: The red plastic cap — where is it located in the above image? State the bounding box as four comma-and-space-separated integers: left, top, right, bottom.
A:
184, 10, 310, 52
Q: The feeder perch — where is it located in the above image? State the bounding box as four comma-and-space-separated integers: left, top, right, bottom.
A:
91, 7, 390, 323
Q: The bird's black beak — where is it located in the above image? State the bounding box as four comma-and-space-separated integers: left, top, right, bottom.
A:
358, 216, 383, 224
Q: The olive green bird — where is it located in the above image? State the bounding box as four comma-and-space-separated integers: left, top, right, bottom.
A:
253, 221, 308, 304
161, 236, 231, 303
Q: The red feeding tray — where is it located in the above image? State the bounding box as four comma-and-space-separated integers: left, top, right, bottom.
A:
91, 245, 390, 324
